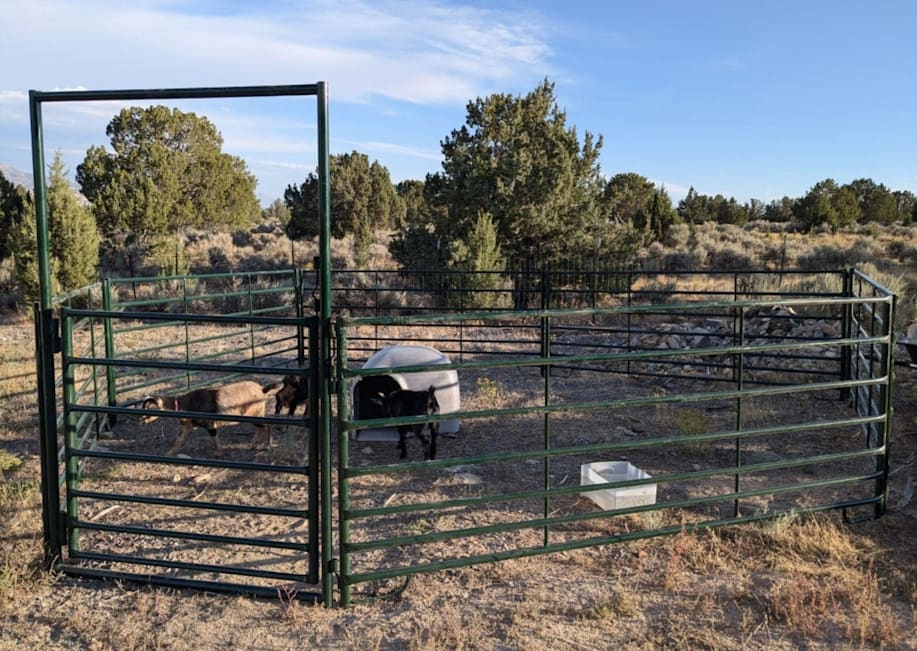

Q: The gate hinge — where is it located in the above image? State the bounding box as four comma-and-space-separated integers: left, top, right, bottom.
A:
59, 510, 68, 537
327, 557, 340, 575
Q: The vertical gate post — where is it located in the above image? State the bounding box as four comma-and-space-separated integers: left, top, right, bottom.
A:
733, 306, 746, 518
307, 319, 321, 583
61, 315, 81, 552
34, 306, 63, 565
875, 292, 896, 517
316, 81, 336, 607
30, 91, 64, 566
540, 307, 552, 546
295, 268, 306, 367
840, 269, 854, 401
335, 323, 352, 607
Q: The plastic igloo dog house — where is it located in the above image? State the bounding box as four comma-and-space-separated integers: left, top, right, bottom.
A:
351, 345, 460, 442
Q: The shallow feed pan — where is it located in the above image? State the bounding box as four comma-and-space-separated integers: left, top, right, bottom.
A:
580, 461, 656, 510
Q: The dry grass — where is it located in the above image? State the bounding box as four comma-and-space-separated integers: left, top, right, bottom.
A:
1, 224, 916, 650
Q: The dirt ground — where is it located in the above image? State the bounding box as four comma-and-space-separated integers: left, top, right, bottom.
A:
1, 317, 916, 650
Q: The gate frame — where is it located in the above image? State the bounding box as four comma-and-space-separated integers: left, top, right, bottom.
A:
29, 83, 334, 602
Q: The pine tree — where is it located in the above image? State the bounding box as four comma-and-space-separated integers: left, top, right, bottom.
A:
448, 211, 506, 309
427, 79, 604, 267
9, 191, 58, 306
48, 151, 99, 292
77, 106, 259, 274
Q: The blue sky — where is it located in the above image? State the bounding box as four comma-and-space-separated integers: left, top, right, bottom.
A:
2, 0, 916, 206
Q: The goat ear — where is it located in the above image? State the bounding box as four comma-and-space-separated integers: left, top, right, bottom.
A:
369, 397, 383, 408
427, 385, 436, 396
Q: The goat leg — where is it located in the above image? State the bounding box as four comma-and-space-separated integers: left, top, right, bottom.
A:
429, 422, 438, 461
397, 428, 408, 459
168, 422, 193, 456
415, 425, 431, 461
208, 426, 221, 456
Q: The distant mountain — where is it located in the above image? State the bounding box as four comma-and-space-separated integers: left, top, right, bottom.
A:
0, 163, 34, 191
0, 163, 89, 204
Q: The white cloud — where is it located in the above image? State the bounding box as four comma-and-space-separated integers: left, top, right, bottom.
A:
1, 1, 551, 105
254, 159, 313, 171
0, 90, 28, 124
359, 141, 442, 162
648, 179, 692, 203
0, 0, 555, 199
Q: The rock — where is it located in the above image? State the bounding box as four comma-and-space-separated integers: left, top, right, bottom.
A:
454, 472, 483, 485
664, 334, 685, 349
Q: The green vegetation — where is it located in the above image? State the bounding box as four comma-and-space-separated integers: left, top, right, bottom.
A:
425, 79, 605, 268
284, 151, 403, 266
76, 105, 260, 276
3, 151, 98, 306
47, 152, 99, 297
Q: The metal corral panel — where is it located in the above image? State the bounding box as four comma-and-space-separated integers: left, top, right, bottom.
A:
352, 345, 460, 441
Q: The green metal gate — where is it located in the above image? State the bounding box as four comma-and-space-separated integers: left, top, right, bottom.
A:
58, 306, 323, 599
333, 279, 895, 606
30, 84, 335, 602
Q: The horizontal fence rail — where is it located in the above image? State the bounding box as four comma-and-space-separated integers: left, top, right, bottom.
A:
333, 288, 894, 606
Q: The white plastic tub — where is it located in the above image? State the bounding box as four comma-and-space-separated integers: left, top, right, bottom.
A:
580, 461, 656, 510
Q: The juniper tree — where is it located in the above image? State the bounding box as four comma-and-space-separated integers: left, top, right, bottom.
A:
47, 151, 99, 292
77, 106, 259, 275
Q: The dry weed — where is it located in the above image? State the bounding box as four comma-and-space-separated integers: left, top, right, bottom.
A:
753, 515, 913, 647
671, 407, 715, 457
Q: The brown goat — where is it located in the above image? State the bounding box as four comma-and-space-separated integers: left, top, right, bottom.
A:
140, 380, 283, 455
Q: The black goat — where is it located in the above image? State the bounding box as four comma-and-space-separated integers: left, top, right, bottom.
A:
275, 374, 308, 417
370, 385, 440, 460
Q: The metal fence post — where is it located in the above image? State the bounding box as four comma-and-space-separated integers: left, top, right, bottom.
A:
335, 322, 351, 607
295, 268, 306, 367
102, 279, 118, 426
35, 306, 63, 566
840, 269, 854, 401
61, 315, 81, 552
875, 292, 895, 517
